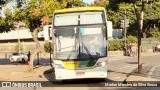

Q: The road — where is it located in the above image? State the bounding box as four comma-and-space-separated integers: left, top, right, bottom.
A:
0, 53, 160, 90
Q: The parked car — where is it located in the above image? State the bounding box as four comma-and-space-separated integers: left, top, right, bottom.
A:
9, 52, 28, 63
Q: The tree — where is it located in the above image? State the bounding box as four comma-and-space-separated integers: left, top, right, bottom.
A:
14, 0, 85, 71
13, 0, 62, 71
108, 0, 159, 73
44, 41, 53, 53
107, 0, 160, 38
0, 1, 14, 33
149, 27, 160, 37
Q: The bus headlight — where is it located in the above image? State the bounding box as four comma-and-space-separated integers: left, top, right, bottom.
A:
96, 61, 107, 67
54, 64, 65, 69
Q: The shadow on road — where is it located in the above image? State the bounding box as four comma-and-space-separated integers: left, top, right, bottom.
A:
0, 59, 29, 65
43, 68, 114, 87
125, 62, 138, 64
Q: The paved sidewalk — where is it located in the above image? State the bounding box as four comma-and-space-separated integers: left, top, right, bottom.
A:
124, 53, 160, 82
126, 65, 160, 82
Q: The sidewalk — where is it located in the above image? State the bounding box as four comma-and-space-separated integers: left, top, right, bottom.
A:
126, 65, 160, 82
124, 53, 160, 82
0, 64, 51, 81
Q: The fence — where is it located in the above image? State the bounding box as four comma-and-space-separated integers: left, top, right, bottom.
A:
0, 41, 45, 52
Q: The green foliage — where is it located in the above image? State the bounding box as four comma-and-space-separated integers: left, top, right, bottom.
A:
149, 27, 160, 38
0, 9, 14, 33
1, 0, 160, 40
44, 41, 53, 53
156, 36, 160, 41
15, 43, 23, 52
108, 40, 124, 51
91, 1, 109, 9
126, 35, 138, 44
13, 0, 85, 31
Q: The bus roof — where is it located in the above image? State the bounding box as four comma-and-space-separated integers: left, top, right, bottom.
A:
54, 7, 105, 14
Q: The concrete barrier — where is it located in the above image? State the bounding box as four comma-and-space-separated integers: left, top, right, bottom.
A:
108, 48, 154, 56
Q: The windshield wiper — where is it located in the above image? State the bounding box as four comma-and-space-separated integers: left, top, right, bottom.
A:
80, 41, 94, 60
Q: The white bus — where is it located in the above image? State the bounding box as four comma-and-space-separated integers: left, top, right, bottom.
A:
52, 7, 108, 80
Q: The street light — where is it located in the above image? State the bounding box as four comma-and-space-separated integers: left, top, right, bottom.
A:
16, 22, 23, 52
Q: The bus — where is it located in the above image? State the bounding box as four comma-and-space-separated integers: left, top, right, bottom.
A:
52, 7, 108, 80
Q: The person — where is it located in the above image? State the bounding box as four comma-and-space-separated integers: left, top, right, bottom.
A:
132, 43, 137, 57
153, 44, 158, 52
27, 51, 31, 62
126, 44, 131, 56
157, 44, 160, 52
123, 46, 127, 56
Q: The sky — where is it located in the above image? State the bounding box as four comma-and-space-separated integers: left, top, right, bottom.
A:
83, 0, 94, 4
1, 1, 15, 17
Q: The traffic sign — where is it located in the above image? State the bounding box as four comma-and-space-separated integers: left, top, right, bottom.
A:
121, 19, 129, 28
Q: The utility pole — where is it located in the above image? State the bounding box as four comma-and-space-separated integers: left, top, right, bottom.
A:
37, 52, 39, 65
18, 22, 21, 52
48, 26, 52, 67
37, 32, 40, 65
49, 41, 52, 67
121, 9, 129, 48
124, 9, 127, 48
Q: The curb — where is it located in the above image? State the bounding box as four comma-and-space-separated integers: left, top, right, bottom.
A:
126, 75, 158, 81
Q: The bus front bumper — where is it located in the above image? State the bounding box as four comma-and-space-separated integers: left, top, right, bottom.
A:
54, 66, 107, 80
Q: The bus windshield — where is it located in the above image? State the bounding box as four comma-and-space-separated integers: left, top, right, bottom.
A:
54, 26, 106, 60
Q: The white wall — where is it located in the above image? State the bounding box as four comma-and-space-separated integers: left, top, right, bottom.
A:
0, 29, 44, 40
107, 21, 113, 39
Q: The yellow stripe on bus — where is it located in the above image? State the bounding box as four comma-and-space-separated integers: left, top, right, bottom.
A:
54, 7, 105, 13
62, 61, 80, 69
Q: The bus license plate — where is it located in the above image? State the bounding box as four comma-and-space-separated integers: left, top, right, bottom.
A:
76, 72, 85, 76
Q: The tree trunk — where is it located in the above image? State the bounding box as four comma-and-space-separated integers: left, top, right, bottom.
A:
28, 29, 41, 71
132, 0, 144, 74
142, 32, 146, 38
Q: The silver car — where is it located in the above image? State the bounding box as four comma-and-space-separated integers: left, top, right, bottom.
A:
9, 52, 28, 63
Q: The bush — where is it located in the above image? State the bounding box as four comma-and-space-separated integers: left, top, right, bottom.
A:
15, 43, 23, 52
126, 35, 138, 44
150, 27, 160, 38
108, 40, 124, 51
44, 41, 53, 53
